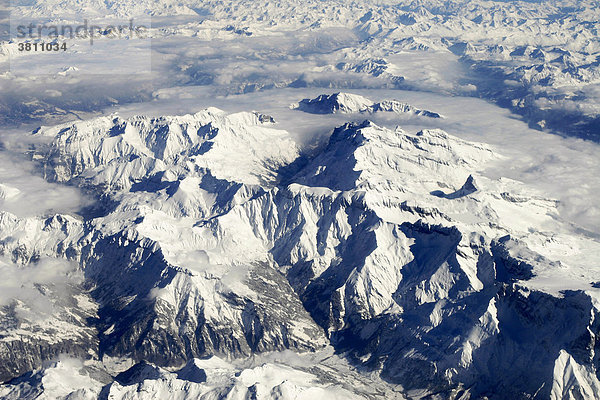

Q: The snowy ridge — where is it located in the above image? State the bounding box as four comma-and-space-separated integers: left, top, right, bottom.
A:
293, 121, 490, 192
292, 92, 442, 118
35, 109, 296, 189
0, 351, 399, 400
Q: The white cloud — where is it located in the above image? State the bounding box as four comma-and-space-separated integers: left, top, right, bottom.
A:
0, 256, 81, 318
0, 150, 92, 218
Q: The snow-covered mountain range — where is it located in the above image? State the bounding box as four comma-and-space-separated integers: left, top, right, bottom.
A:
1, 91, 599, 398
2, 0, 600, 139
0, 0, 600, 141
2, 0, 600, 399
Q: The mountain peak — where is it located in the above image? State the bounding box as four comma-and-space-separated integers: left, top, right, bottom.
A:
291, 92, 373, 114
293, 121, 494, 192
34, 109, 299, 189
292, 92, 442, 118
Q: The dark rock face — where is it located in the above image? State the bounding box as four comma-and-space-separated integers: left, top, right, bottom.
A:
295, 93, 356, 114
0, 337, 96, 384
81, 234, 326, 367
0, 236, 98, 383
176, 360, 207, 383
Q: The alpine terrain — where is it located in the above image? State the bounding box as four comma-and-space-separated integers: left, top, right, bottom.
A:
1, 0, 600, 399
